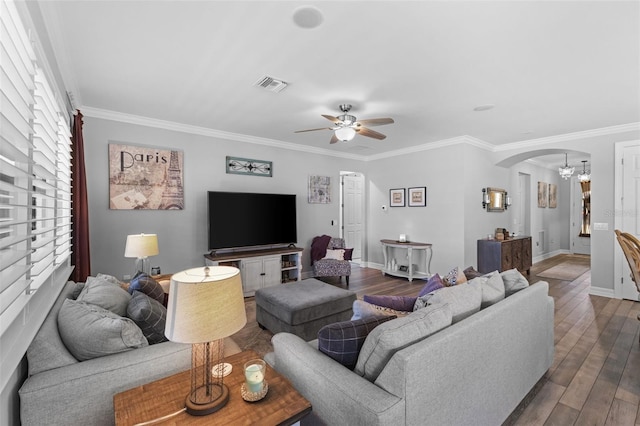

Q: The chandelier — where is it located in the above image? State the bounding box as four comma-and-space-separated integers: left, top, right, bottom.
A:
578, 160, 591, 182
558, 153, 574, 180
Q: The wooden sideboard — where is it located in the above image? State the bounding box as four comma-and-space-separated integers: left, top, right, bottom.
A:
477, 236, 532, 275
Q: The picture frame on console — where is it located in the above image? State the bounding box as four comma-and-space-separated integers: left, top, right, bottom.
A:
390, 188, 405, 207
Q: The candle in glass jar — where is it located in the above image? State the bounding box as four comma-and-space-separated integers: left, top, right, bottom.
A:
244, 360, 265, 393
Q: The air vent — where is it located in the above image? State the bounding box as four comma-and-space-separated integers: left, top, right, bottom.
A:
254, 76, 289, 93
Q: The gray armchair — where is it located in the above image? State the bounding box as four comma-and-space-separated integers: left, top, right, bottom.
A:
312, 237, 351, 286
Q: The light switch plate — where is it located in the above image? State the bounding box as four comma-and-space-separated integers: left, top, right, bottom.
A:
593, 223, 609, 231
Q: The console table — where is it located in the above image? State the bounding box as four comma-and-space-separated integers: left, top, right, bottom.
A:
380, 239, 432, 282
477, 236, 532, 275
113, 350, 311, 425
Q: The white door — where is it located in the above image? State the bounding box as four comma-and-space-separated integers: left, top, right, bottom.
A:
571, 178, 591, 255
342, 174, 364, 261
616, 142, 640, 300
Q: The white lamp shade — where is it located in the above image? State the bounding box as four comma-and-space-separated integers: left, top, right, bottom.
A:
165, 266, 247, 343
124, 234, 159, 258
335, 127, 356, 141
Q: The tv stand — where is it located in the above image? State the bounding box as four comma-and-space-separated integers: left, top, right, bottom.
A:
204, 247, 303, 297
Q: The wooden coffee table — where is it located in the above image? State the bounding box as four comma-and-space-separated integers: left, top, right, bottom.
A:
114, 350, 311, 425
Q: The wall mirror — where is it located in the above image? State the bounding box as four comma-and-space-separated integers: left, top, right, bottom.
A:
483, 187, 507, 212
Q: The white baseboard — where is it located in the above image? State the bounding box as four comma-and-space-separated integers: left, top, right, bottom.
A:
532, 249, 571, 264
589, 286, 616, 299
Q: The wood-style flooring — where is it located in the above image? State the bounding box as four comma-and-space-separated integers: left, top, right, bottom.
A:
236, 254, 640, 425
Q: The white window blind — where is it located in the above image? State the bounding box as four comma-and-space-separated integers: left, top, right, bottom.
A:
0, 0, 72, 338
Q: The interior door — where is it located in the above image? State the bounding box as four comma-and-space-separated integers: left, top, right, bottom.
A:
619, 143, 640, 300
342, 173, 364, 261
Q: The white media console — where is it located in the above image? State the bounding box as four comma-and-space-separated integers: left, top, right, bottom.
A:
204, 247, 303, 297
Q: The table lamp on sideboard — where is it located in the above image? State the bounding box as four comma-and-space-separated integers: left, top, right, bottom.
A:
165, 266, 247, 416
124, 233, 159, 275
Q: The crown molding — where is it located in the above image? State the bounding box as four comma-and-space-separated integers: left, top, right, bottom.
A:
494, 122, 640, 152
363, 135, 493, 161
80, 106, 364, 161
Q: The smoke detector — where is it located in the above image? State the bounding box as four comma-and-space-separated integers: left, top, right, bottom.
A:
254, 76, 289, 93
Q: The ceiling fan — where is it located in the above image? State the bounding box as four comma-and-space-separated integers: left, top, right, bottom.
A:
295, 104, 394, 144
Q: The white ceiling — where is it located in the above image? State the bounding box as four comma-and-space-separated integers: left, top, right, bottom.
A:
37, 1, 639, 163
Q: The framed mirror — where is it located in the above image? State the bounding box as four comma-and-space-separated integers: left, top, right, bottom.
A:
486, 187, 506, 212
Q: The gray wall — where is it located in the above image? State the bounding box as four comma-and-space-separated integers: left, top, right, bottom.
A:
83, 117, 364, 279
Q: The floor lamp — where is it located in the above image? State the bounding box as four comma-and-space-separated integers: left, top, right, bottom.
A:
165, 266, 247, 416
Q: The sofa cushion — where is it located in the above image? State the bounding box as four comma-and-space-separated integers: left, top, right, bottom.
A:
414, 280, 482, 322
351, 299, 410, 321
127, 291, 168, 344
363, 294, 417, 312
129, 272, 165, 304
417, 273, 445, 297
58, 299, 148, 361
355, 303, 452, 382
474, 271, 505, 308
442, 266, 467, 286
318, 315, 396, 370
76, 275, 132, 317
500, 268, 530, 296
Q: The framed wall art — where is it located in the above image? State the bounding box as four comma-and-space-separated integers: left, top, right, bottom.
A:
226, 156, 272, 177
537, 181, 548, 208
549, 184, 557, 208
390, 188, 406, 207
308, 175, 331, 203
109, 143, 184, 210
408, 187, 427, 207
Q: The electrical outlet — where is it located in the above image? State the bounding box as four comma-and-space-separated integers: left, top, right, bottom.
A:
123, 274, 131, 281
593, 223, 609, 231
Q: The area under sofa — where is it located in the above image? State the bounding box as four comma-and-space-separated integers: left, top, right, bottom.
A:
266, 277, 554, 425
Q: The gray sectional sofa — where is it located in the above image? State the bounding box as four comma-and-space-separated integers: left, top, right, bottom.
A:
266, 276, 554, 425
19, 280, 240, 426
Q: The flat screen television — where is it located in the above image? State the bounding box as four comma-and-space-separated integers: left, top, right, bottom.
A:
207, 191, 297, 251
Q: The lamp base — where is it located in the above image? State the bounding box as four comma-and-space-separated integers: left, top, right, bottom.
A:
185, 383, 229, 416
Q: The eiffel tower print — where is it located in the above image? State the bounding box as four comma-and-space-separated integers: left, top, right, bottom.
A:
158, 150, 184, 210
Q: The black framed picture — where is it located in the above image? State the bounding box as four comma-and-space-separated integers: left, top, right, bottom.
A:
390, 188, 405, 207
408, 187, 426, 207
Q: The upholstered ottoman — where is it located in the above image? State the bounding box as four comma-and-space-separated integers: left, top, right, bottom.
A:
255, 279, 357, 341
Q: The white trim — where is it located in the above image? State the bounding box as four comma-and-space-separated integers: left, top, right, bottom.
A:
589, 286, 616, 299
613, 140, 640, 299
532, 249, 571, 264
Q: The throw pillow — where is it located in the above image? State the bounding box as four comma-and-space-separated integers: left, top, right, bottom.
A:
344, 248, 354, 261
472, 271, 505, 309
417, 273, 445, 297
355, 303, 452, 382
463, 266, 484, 281
127, 291, 169, 344
323, 249, 346, 261
76, 275, 132, 317
500, 268, 530, 296
129, 272, 165, 305
414, 280, 482, 322
58, 299, 148, 361
363, 294, 417, 312
442, 266, 467, 286
318, 315, 396, 370
351, 300, 410, 321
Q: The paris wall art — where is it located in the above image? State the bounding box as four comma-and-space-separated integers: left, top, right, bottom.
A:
108, 143, 184, 210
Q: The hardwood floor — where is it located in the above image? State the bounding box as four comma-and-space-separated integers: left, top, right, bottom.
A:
237, 254, 640, 425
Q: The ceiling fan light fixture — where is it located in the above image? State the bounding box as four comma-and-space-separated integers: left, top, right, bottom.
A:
335, 127, 356, 142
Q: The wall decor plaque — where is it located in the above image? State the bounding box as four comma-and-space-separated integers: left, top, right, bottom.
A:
226, 156, 272, 177
308, 175, 331, 203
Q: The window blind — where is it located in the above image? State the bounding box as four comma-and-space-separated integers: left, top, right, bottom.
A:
0, 0, 72, 340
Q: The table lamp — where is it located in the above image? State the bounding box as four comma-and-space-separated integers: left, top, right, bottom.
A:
124, 233, 159, 275
165, 266, 247, 416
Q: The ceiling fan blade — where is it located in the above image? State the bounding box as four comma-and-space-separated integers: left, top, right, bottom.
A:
356, 118, 395, 127
322, 114, 343, 124
356, 126, 387, 140
294, 127, 333, 133
329, 133, 339, 144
